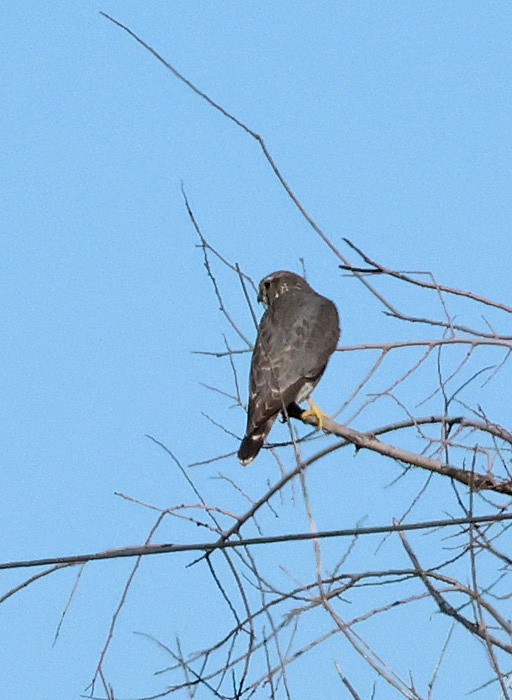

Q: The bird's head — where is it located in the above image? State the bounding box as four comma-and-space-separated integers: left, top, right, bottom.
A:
257, 271, 311, 307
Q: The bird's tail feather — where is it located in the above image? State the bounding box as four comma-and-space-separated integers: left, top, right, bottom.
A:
238, 434, 264, 466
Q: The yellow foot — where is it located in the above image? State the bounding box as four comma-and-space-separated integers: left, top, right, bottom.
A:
301, 398, 327, 430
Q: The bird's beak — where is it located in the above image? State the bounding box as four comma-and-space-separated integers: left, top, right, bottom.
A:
257, 292, 268, 308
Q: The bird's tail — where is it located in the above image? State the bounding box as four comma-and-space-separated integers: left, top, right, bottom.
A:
237, 433, 264, 466
238, 414, 278, 466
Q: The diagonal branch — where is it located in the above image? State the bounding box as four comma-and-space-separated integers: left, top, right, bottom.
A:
296, 412, 512, 495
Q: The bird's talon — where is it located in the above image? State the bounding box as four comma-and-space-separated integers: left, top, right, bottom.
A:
301, 398, 326, 431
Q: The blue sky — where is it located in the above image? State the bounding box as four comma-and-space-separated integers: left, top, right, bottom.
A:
1, 3, 512, 699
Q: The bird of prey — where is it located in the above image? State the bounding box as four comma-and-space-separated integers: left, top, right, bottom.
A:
238, 270, 340, 465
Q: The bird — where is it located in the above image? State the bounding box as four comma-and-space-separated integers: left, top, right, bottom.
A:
238, 270, 340, 465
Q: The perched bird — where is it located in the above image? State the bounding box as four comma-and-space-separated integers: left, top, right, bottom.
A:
238, 270, 340, 465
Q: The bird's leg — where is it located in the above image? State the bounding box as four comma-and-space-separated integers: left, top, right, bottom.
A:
281, 401, 303, 422
301, 398, 326, 430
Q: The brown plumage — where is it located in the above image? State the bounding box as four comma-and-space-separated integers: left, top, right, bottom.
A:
238, 271, 340, 465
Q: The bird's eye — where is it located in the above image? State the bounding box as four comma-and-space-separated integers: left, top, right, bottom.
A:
264, 281, 271, 289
